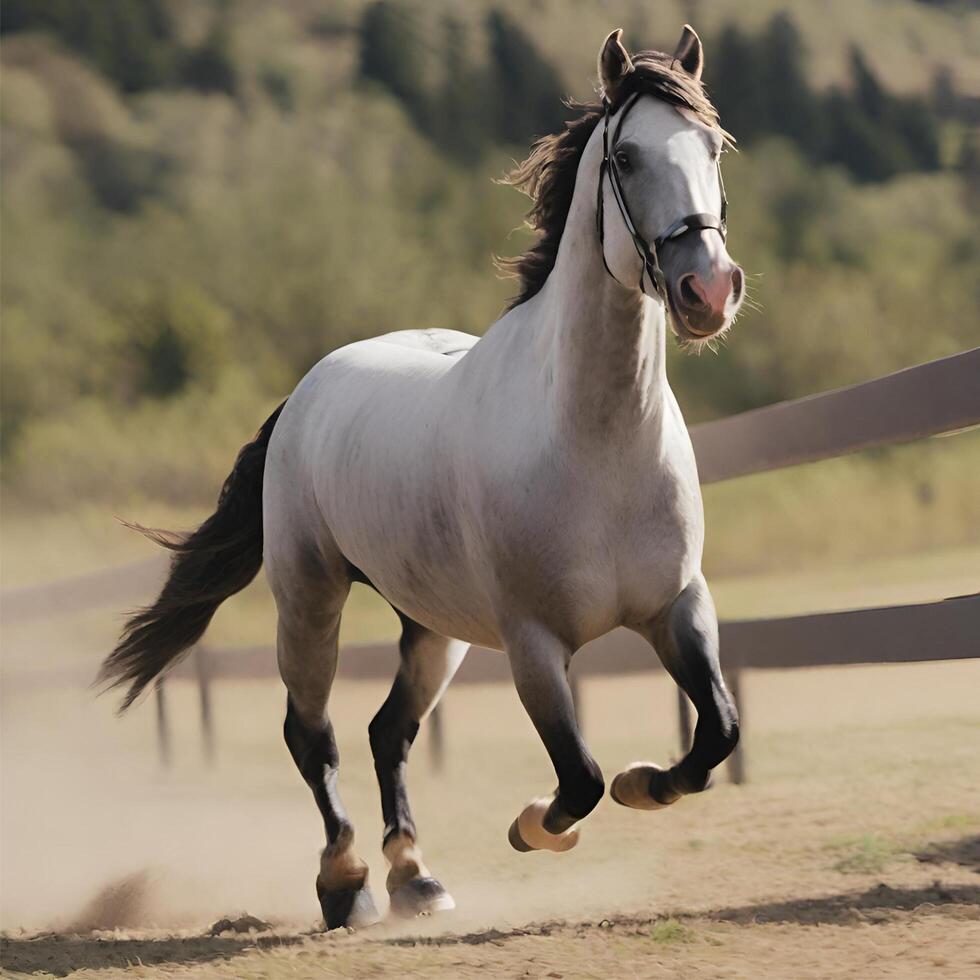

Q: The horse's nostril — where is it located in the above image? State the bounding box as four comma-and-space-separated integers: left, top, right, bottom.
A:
679, 275, 704, 309
731, 267, 744, 301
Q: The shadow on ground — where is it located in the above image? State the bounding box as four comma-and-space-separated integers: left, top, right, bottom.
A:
0, 932, 306, 978
709, 880, 980, 926
8, 880, 978, 976
383, 880, 980, 947
915, 834, 980, 875
7, 826, 980, 980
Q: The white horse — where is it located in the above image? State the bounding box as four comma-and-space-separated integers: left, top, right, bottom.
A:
102, 26, 745, 929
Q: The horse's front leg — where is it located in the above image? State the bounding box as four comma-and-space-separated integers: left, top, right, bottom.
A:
506, 624, 604, 852
612, 572, 739, 810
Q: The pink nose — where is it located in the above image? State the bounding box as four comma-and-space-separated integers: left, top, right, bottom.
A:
679, 266, 743, 315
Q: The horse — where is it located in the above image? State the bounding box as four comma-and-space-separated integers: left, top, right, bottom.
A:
100, 25, 745, 930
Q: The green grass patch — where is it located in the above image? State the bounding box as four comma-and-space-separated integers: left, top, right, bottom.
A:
827, 833, 904, 874
918, 813, 979, 833
649, 919, 696, 944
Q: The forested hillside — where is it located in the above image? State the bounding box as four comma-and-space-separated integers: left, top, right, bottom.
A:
2, 0, 978, 528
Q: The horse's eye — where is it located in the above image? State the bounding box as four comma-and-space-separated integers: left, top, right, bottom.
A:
614, 149, 632, 173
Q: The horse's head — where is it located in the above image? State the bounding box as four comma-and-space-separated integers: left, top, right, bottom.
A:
597, 28, 744, 343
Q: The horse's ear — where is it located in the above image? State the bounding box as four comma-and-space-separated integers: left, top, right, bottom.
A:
672, 24, 704, 81
598, 29, 634, 102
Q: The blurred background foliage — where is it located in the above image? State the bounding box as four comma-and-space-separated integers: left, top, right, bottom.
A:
1, 0, 978, 578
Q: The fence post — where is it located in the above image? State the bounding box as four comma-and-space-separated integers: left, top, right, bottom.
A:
725, 666, 746, 785
155, 678, 171, 768
195, 646, 215, 765
676, 687, 692, 754
428, 703, 445, 771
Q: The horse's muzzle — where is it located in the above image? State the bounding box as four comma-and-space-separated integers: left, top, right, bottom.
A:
672, 262, 743, 339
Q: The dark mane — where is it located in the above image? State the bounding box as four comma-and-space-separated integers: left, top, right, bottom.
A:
497, 50, 725, 310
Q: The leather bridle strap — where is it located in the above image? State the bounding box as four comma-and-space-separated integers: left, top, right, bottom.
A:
596, 93, 728, 298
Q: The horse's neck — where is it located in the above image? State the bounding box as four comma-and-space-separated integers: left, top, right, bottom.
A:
532, 135, 670, 444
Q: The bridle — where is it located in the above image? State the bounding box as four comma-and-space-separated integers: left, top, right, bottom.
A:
596, 92, 728, 299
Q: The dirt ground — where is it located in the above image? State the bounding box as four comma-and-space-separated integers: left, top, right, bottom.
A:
2, 651, 979, 978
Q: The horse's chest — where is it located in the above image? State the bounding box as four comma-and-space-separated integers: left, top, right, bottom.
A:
600, 469, 702, 606
494, 455, 703, 640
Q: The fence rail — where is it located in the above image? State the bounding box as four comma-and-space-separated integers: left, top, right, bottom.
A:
691, 347, 980, 483
177, 592, 979, 685
4, 349, 980, 781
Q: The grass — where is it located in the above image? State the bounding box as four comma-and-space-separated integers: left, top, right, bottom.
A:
649, 918, 696, 944
827, 834, 906, 875
918, 814, 979, 833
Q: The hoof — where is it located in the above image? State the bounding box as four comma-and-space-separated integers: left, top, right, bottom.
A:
389, 876, 456, 918
508, 818, 535, 852
508, 797, 580, 853
610, 762, 680, 810
318, 883, 381, 931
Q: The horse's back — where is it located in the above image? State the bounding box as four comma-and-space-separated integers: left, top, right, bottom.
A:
374, 327, 480, 357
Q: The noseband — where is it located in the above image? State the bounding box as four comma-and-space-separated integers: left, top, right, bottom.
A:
596, 92, 728, 298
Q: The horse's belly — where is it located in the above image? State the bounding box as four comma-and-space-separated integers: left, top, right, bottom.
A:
366, 566, 504, 650
332, 490, 503, 647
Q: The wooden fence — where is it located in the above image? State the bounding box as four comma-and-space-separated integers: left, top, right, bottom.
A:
5, 348, 979, 782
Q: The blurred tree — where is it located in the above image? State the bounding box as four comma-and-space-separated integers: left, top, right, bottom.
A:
359, 1, 430, 129
259, 65, 294, 113
759, 13, 825, 158
823, 48, 940, 181
707, 25, 768, 142
180, 25, 239, 97
709, 18, 942, 184
893, 98, 941, 171
73, 138, 171, 213
824, 90, 902, 182
849, 47, 888, 121
1, 0, 177, 92
485, 9, 567, 145
433, 15, 487, 162
958, 128, 980, 210
121, 286, 231, 401
932, 67, 958, 118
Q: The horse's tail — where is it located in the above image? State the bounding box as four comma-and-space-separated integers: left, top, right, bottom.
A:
98, 401, 286, 711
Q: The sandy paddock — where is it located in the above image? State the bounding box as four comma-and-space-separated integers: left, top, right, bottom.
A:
2, 656, 979, 978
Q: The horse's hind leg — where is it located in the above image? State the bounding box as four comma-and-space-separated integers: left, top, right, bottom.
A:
270, 551, 380, 930
611, 572, 739, 810
368, 615, 467, 918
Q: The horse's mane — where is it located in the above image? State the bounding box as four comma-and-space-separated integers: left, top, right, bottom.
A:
498, 50, 724, 310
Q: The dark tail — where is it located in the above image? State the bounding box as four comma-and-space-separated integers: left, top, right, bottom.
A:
98, 401, 286, 711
